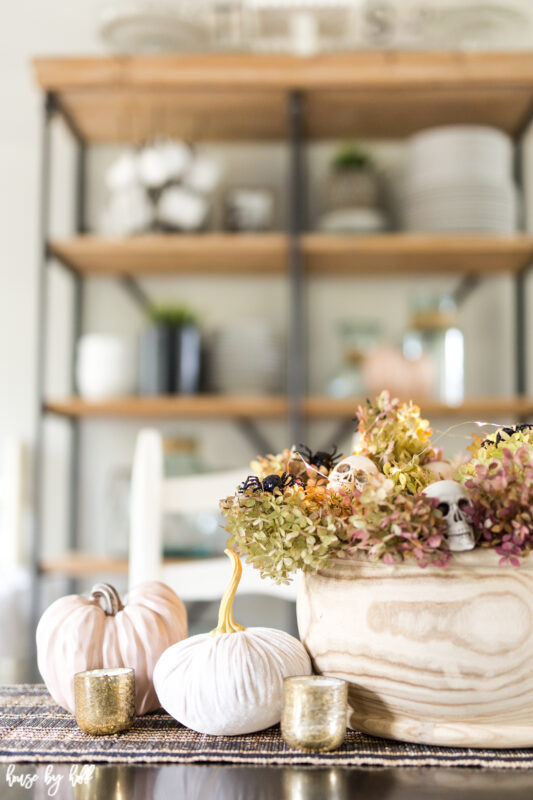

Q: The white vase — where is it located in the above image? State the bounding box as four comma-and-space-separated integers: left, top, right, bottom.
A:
76, 334, 137, 400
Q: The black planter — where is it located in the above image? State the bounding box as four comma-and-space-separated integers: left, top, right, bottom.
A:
139, 323, 201, 396
139, 324, 173, 395
174, 323, 201, 395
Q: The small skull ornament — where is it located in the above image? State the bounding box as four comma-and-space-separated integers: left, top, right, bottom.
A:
327, 455, 378, 494
422, 480, 476, 552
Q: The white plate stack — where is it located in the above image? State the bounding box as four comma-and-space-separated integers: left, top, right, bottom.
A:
210, 321, 284, 395
403, 126, 518, 234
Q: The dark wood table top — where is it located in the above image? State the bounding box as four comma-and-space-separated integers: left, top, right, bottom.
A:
1, 763, 533, 799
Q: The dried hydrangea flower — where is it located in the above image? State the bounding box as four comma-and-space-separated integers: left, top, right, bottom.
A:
220, 484, 351, 583
463, 427, 533, 472
354, 391, 442, 494
219, 395, 533, 579
460, 445, 533, 566
348, 473, 451, 568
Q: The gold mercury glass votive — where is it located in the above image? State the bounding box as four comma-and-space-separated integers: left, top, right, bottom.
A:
74, 667, 135, 735
281, 675, 348, 752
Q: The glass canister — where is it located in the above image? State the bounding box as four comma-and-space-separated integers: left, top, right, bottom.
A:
163, 436, 203, 477
328, 320, 381, 398
403, 294, 464, 406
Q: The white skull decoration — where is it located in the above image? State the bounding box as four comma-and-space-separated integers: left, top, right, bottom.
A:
327, 455, 378, 495
422, 480, 476, 552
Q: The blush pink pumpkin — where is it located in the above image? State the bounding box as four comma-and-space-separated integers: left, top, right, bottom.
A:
36, 581, 187, 715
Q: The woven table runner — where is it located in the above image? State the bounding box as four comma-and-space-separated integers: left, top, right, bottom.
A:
1, 686, 533, 768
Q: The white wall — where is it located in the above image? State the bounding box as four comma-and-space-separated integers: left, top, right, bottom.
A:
1, 2, 533, 586
1, 1, 103, 573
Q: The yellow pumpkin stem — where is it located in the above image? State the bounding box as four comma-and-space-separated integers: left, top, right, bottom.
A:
210, 549, 246, 636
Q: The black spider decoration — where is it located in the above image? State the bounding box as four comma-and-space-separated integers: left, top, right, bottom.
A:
239, 472, 300, 494
481, 423, 533, 448
297, 444, 343, 472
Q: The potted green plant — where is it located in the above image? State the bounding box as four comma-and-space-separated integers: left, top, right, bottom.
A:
326, 142, 380, 210
220, 393, 533, 748
139, 304, 201, 395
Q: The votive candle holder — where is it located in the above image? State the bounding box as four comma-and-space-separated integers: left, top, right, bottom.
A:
74, 667, 135, 735
281, 675, 348, 752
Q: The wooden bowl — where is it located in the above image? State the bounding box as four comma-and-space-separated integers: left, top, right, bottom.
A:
296, 550, 533, 748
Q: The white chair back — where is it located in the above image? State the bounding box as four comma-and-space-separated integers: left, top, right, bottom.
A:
129, 429, 297, 602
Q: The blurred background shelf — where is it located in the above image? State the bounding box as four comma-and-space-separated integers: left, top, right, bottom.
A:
39, 552, 130, 576
44, 395, 533, 420
44, 395, 288, 419
305, 396, 533, 419
49, 234, 288, 276
49, 233, 533, 277
38, 552, 207, 577
303, 234, 533, 276
34, 52, 533, 141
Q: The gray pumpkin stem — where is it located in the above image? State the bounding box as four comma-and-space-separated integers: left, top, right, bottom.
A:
90, 583, 124, 616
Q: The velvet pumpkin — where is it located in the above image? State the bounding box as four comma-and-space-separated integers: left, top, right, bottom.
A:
36, 581, 187, 715
154, 550, 311, 735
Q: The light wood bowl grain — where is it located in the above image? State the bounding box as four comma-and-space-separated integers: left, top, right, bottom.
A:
296, 550, 533, 748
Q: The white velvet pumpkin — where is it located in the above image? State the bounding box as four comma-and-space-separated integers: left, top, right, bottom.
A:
36, 581, 187, 715
154, 550, 311, 735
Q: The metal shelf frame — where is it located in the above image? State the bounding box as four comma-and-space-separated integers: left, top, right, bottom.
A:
31, 78, 533, 628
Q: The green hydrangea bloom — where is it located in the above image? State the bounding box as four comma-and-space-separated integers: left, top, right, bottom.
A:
220, 487, 349, 583
355, 391, 440, 494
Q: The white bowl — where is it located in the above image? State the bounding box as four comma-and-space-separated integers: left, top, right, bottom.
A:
406, 125, 513, 185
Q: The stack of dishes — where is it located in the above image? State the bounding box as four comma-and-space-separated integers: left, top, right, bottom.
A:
403, 126, 518, 234
210, 322, 283, 395
99, 1, 209, 52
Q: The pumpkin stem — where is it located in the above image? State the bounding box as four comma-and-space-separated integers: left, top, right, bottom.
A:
210, 549, 246, 636
90, 583, 124, 616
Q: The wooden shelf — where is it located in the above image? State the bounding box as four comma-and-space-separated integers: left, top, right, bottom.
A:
33, 52, 533, 141
49, 234, 533, 278
44, 395, 288, 419
44, 395, 533, 420
39, 553, 129, 576
303, 234, 533, 276
305, 396, 533, 419
39, 552, 208, 577
49, 234, 287, 276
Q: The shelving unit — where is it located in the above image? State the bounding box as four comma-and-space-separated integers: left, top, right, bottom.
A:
33, 51, 533, 597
